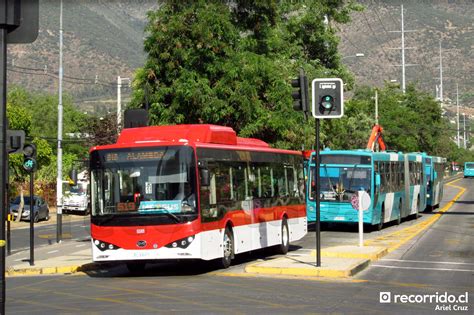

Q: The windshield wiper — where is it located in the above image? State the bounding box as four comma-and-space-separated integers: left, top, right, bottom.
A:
145, 207, 181, 223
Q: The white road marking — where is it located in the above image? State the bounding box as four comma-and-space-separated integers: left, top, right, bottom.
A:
75, 244, 86, 248
47, 250, 59, 254
371, 264, 473, 272
381, 258, 474, 266
14, 258, 27, 262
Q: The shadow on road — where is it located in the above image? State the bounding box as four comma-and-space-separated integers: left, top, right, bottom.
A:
83, 245, 302, 278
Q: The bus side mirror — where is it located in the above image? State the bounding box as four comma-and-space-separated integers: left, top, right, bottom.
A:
433, 171, 437, 179
375, 174, 381, 186
200, 168, 210, 187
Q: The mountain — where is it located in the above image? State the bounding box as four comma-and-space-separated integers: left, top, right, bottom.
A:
339, 0, 474, 110
7, 0, 159, 115
7, 1, 473, 116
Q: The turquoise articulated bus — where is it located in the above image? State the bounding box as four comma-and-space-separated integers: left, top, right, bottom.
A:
404, 153, 427, 218
425, 156, 446, 211
306, 149, 421, 230
464, 162, 474, 178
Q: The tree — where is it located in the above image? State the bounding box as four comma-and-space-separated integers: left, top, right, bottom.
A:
83, 113, 118, 147
130, 1, 360, 150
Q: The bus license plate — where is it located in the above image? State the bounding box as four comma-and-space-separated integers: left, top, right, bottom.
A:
334, 216, 345, 221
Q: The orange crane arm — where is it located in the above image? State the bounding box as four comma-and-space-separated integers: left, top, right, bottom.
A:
367, 124, 387, 151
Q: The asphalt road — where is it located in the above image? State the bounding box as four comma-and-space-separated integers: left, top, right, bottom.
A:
6, 215, 90, 255
5, 177, 473, 314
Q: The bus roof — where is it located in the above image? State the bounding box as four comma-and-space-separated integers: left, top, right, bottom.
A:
90, 124, 301, 156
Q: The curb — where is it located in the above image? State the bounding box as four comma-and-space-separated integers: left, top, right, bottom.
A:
6, 262, 101, 277
245, 258, 370, 278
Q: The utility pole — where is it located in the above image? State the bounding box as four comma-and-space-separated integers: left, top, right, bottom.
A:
456, 83, 460, 148
390, 4, 417, 93
117, 76, 130, 134
400, 4, 406, 93
56, 0, 64, 243
439, 41, 443, 102
375, 89, 379, 124
463, 113, 467, 149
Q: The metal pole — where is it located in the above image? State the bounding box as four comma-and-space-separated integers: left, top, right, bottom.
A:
117, 75, 121, 133
439, 41, 443, 102
56, 0, 63, 243
401, 4, 406, 94
375, 89, 378, 125
463, 114, 467, 149
29, 173, 34, 266
0, 26, 7, 315
456, 83, 460, 148
358, 191, 363, 247
6, 170, 10, 256
315, 119, 321, 267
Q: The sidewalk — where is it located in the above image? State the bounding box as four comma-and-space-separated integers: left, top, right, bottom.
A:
6, 175, 465, 278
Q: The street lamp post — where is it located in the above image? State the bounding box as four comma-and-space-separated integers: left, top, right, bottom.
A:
117, 76, 131, 134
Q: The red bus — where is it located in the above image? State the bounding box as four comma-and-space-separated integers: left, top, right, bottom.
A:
90, 124, 307, 271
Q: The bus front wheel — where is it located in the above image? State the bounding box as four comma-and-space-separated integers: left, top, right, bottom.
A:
216, 227, 234, 269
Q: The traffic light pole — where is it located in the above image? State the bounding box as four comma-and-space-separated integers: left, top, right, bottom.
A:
315, 119, 321, 267
29, 172, 34, 266
0, 26, 7, 315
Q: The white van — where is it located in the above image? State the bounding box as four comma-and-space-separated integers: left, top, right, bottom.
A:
63, 171, 90, 215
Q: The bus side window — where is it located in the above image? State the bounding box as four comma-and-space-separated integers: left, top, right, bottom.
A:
273, 166, 287, 197
233, 164, 247, 201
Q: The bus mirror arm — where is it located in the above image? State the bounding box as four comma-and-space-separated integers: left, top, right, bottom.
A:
200, 168, 210, 187
375, 174, 381, 186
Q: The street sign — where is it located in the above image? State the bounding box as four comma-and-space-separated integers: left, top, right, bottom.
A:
312, 78, 344, 118
6, 129, 25, 154
5, 0, 39, 44
351, 191, 371, 211
352, 190, 372, 247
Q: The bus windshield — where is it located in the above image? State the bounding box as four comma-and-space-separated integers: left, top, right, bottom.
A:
466, 163, 474, 169
90, 146, 197, 217
310, 165, 371, 202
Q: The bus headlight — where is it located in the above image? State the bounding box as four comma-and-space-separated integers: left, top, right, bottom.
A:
93, 238, 120, 251
166, 235, 195, 249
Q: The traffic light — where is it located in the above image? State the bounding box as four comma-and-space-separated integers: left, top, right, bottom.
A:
312, 78, 344, 119
291, 69, 309, 113
22, 143, 37, 173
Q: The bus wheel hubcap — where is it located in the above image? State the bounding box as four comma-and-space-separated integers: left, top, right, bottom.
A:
224, 233, 232, 258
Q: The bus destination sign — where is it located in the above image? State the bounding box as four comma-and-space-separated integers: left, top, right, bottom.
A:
105, 151, 165, 162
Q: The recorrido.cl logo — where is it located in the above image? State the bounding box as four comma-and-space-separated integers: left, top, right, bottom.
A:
380, 292, 391, 303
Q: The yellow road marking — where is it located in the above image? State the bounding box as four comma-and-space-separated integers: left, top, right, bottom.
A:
38, 233, 72, 239
364, 179, 466, 253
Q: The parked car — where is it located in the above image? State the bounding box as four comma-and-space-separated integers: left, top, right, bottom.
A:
10, 195, 50, 222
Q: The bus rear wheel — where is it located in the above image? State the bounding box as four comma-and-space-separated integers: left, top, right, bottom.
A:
216, 227, 234, 269
396, 200, 402, 225
275, 218, 290, 255
377, 205, 385, 231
